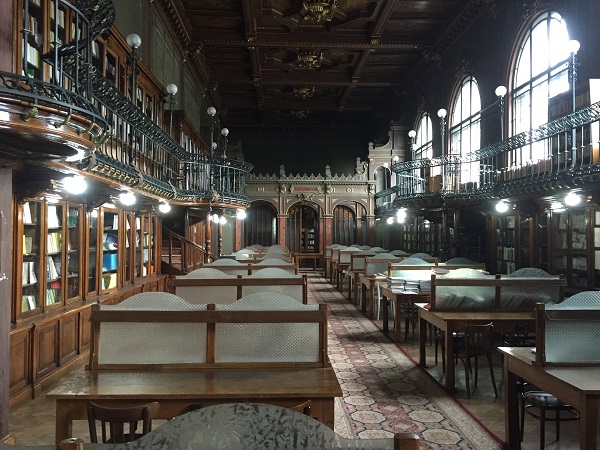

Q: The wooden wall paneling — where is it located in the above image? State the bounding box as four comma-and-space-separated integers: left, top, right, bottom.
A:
79, 307, 91, 352
9, 326, 32, 400
32, 321, 59, 383
58, 313, 79, 365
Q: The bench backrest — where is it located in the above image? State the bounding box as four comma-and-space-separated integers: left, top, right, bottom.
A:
88, 294, 327, 370
174, 271, 307, 304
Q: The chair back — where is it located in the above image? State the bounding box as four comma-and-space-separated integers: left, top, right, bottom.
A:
87, 401, 160, 443
460, 322, 494, 358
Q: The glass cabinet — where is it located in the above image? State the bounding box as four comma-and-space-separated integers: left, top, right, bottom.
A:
20, 200, 42, 315
100, 208, 119, 291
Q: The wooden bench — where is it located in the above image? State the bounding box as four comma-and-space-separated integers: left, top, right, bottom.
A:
48, 294, 342, 443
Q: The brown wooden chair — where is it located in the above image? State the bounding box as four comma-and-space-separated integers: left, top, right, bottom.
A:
455, 322, 498, 398
87, 401, 160, 443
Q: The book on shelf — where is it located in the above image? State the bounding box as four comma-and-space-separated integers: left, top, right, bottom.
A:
22, 295, 36, 312
22, 261, 38, 285
46, 288, 60, 305
47, 205, 60, 228
47, 232, 61, 253
47, 256, 59, 280
23, 202, 33, 224
23, 236, 33, 254
50, 5, 66, 28
27, 46, 40, 68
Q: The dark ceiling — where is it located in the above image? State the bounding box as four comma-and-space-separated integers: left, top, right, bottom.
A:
164, 0, 493, 173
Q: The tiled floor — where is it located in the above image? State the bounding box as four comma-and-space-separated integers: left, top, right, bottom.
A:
7, 277, 599, 449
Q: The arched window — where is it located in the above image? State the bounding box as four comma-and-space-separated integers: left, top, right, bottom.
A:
511, 11, 572, 167
449, 76, 481, 186
413, 113, 433, 160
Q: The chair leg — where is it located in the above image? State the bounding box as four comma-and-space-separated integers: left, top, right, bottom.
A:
540, 407, 546, 449
486, 353, 498, 398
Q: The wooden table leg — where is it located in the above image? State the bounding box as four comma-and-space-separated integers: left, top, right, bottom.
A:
504, 357, 520, 450
444, 323, 455, 394
394, 298, 402, 342
419, 315, 427, 366
347, 273, 352, 300
353, 274, 359, 304
368, 283, 374, 319
321, 399, 335, 430
55, 400, 72, 444
361, 282, 367, 314
580, 397, 599, 450
382, 294, 389, 334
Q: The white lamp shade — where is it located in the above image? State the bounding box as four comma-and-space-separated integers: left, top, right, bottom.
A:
207, 106, 217, 116
236, 209, 247, 220
221, 127, 229, 137
408, 129, 416, 138
158, 203, 171, 213
568, 39, 580, 54
495, 85, 507, 97
564, 192, 581, 206
126, 33, 141, 49
437, 108, 447, 118
166, 83, 178, 95
495, 201, 509, 213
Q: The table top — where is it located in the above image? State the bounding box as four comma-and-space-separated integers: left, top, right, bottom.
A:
416, 303, 535, 321
47, 368, 343, 400
499, 347, 600, 394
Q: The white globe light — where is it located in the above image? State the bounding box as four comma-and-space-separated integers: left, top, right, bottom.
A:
236, 209, 247, 220
126, 33, 141, 49
166, 83, 178, 95
221, 127, 229, 137
495, 85, 507, 97
62, 175, 87, 195
219, 216, 227, 225
119, 192, 136, 206
495, 200, 509, 213
386, 217, 394, 225
564, 192, 581, 206
207, 106, 217, 116
568, 39, 580, 54
437, 108, 447, 119
158, 202, 171, 213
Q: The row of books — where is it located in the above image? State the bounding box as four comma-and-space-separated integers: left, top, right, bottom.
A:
47, 256, 60, 280
387, 276, 431, 294
47, 232, 62, 253
22, 261, 38, 285
22, 295, 37, 313
497, 246, 515, 261
46, 288, 61, 305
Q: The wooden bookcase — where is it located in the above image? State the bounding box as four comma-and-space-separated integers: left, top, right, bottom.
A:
16, 199, 84, 319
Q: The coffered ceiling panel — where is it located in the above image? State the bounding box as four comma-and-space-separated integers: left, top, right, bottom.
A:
167, 0, 493, 135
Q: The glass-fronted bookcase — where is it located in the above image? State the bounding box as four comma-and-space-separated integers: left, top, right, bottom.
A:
16, 199, 83, 319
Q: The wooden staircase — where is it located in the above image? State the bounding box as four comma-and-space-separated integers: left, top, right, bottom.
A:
161, 228, 216, 275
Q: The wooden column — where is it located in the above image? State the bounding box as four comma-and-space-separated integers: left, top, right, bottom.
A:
0, 167, 13, 441
205, 213, 212, 262
277, 214, 286, 247
217, 222, 223, 256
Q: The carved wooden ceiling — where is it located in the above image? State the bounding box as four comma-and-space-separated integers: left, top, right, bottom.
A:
167, 0, 493, 135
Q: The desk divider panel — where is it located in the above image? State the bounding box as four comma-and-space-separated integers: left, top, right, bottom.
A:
88, 297, 328, 370
535, 302, 600, 366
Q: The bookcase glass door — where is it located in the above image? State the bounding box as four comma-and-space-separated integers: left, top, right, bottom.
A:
136, 214, 155, 278
45, 203, 63, 307
125, 213, 134, 283
23, 0, 46, 79
66, 205, 82, 301
594, 209, 600, 288
87, 208, 98, 295
21, 200, 42, 315
101, 209, 119, 291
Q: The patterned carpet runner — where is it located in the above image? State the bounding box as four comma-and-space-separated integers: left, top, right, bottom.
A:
307, 274, 503, 449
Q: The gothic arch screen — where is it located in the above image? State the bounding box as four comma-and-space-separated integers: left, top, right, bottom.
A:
332, 205, 356, 245
287, 204, 319, 253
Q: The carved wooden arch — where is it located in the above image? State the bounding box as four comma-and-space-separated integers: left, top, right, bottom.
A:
284, 200, 323, 217
330, 198, 369, 215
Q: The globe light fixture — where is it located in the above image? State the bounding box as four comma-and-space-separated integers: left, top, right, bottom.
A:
386, 217, 394, 225
236, 209, 247, 220
564, 192, 581, 206
495, 200, 509, 213
62, 175, 87, 195
126, 33, 141, 49
158, 202, 171, 213
118, 191, 136, 206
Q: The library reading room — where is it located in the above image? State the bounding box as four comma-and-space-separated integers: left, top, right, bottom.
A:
1, 0, 600, 449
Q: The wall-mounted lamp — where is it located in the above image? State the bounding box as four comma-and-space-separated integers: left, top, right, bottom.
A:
495, 85, 507, 141
166, 83, 178, 136
495, 200, 509, 213
219, 216, 227, 225
212, 213, 220, 223
118, 191, 136, 206
236, 209, 247, 220
408, 129, 417, 154
437, 108, 447, 154
126, 33, 142, 104
396, 207, 407, 224
158, 202, 171, 213
62, 175, 87, 195
564, 192, 581, 206
220, 127, 229, 159
569, 39, 580, 168
386, 217, 394, 225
